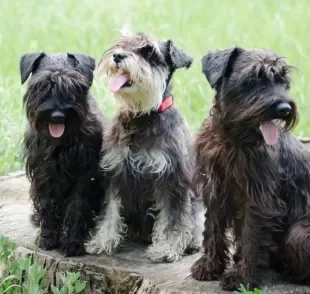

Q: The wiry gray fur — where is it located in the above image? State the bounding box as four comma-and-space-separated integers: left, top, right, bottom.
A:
86, 29, 204, 262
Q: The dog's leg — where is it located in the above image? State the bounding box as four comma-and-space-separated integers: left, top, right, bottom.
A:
34, 184, 60, 251
184, 194, 205, 254
232, 218, 243, 264
60, 177, 97, 257
191, 204, 230, 281
274, 215, 310, 284
85, 184, 127, 255
146, 187, 194, 263
220, 209, 270, 291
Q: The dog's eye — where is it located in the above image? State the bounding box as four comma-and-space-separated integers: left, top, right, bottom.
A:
139, 46, 156, 60
274, 76, 290, 89
67, 94, 76, 102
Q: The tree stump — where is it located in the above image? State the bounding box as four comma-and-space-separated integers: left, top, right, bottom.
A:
1, 149, 310, 294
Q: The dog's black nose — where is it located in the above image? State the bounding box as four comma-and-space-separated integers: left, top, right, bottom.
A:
276, 103, 292, 117
50, 111, 65, 122
113, 53, 127, 63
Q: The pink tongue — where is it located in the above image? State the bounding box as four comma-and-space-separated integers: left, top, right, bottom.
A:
259, 121, 279, 145
108, 73, 129, 92
49, 123, 65, 138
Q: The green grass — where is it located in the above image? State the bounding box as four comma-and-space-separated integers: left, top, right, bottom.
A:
1, 0, 310, 175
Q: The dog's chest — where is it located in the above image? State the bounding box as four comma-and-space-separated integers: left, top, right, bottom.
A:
102, 145, 171, 179
102, 129, 169, 237
102, 116, 173, 178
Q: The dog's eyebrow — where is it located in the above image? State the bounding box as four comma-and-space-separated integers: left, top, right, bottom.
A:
139, 45, 159, 57
139, 45, 155, 52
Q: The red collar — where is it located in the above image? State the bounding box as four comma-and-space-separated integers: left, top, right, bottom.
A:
157, 96, 173, 113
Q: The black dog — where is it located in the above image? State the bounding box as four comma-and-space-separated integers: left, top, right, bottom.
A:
191, 48, 310, 290
20, 52, 106, 257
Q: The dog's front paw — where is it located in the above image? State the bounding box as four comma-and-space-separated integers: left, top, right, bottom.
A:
61, 241, 85, 257
191, 255, 224, 281
147, 251, 181, 263
147, 230, 191, 263
146, 243, 182, 263
85, 236, 120, 255
39, 235, 58, 251
220, 270, 260, 291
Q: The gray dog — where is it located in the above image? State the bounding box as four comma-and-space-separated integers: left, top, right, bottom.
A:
85, 28, 204, 262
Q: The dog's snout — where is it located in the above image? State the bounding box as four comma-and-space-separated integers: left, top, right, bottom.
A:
276, 103, 292, 117
50, 110, 65, 122
113, 53, 127, 63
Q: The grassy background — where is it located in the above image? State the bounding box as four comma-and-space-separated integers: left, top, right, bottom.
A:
0, 0, 310, 175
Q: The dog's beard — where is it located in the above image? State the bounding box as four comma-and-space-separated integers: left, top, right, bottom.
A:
99, 55, 168, 115
221, 93, 298, 146
31, 106, 86, 139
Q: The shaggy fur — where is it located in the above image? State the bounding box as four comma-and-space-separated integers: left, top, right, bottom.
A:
21, 52, 106, 257
191, 47, 310, 290
85, 29, 204, 262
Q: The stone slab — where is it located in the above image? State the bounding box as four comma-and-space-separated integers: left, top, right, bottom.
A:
1, 164, 310, 293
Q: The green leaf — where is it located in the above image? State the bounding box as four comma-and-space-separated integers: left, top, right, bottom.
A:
71, 272, 80, 284
75, 281, 86, 293
60, 272, 67, 284
0, 284, 22, 294
10, 243, 16, 252
68, 284, 74, 294
51, 286, 61, 294
0, 275, 18, 287
60, 286, 68, 294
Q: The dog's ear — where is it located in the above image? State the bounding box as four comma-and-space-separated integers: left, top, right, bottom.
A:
67, 53, 96, 84
165, 40, 193, 70
20, 52, 46, 84
201, 47, 242, 89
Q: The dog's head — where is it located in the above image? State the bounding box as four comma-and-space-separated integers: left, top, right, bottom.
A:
97, 28, 193, 114
20, 52, 96, 139
202, 47, 298, 145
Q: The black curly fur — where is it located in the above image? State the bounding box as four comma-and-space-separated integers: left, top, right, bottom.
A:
191, 48, 310, 290
20, 52, 106, 257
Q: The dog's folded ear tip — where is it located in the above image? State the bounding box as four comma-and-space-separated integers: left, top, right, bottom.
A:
67, 53, 74, 58
19, 52, 46, 85
201, 54, 211, 64
201, 47, 243, 88
66, 53, 96, 82
186, 61, 193, 69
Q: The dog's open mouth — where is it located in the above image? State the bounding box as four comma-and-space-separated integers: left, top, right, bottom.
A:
48, 123, 65, 138
108, 73, 132, 92
259, 120, 279, 145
